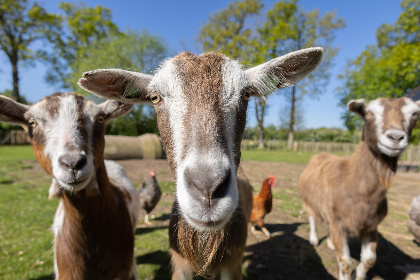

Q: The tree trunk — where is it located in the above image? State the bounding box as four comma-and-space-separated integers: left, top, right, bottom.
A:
11, 52, 20, 101
255, 98, 265, 149
287, 85, 296, 150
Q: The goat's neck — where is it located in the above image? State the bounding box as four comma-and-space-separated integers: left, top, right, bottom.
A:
61, 162, 113, 212
351, 140, 398, 190
56, 161, 134, 279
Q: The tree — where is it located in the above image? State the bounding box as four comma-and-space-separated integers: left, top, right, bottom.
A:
73, 30, 169, 135
258, 0, 345, 149
339, 0, 420, 131
71, 30, 168, 93
0, 0, 61, 100
279, 89, 305, 131
46, 2, 120, 90
198, 0, 262, 62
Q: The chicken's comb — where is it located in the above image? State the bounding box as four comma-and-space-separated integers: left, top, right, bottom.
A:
150, 169, 155, 177
269, 174, 276, 183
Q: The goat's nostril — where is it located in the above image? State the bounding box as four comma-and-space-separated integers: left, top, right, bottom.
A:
211, 172, 231, 199
387, 132, 405, 143
184, 166, 231, 203
59, 154, 87, 171
75, 155, 87, 170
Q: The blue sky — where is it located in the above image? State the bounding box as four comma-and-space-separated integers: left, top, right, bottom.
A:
0, 0, 402, 129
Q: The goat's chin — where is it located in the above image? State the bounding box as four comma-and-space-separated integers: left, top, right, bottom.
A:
377, 142, 406, 157
55, 174, 93, 192
182, 209, 234, 232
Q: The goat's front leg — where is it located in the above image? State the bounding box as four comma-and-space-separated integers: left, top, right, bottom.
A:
330, 225, 351, 280
355, 231, 377, 280
309, 215, 319, 245
170, 249, 193, 280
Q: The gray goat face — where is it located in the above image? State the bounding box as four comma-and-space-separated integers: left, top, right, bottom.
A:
78, 48, 323, 231
348, 97, 420, 157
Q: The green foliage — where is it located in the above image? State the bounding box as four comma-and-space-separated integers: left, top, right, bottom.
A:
71, 29, 168, 136
72, 29, 168, 94
198, 0, 262, 63
257, 0, 345, 137
0, 0, 61, 100
106, 105, 159, 136
46, 2, 121, 89
339, 0, 420, 130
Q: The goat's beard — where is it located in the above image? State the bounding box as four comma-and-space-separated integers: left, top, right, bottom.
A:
177, 216, 230, 278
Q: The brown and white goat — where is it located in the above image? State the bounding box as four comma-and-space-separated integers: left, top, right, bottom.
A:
298, 97, 420, 280
0, 93, 140, 280
77, 48, 323, 279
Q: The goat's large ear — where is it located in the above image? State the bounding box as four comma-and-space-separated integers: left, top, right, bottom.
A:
246, 47, 323, 97
0, 95, 29, 126
347, 99, 367, 119
98, 100, 134, 122
78, 69, 153, 104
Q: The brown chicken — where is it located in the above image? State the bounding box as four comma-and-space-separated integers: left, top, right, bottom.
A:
250, 175, 276, 237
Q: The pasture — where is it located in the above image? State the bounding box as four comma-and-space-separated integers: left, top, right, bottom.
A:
0, 146, 419, 279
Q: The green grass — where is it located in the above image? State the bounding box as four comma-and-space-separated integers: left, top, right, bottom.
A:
0, 145, 34, 163
241, 149, 315, 164
0, 145, 56, 280
273, 188, 302, 218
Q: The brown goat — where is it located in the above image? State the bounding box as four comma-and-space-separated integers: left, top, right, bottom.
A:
298, 97, 420, 280
0, 93, 139, 280
78, 48, 323, 279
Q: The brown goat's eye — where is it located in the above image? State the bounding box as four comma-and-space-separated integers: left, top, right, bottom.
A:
411, 112, 419, 119
28, 117, 37, 128
242, 88, 252, 101
366, 111, 374, 117
97, 116, 105, 124
150, 93, 161, 104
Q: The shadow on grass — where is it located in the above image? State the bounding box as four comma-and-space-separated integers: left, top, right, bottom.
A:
136, 250, 171, 279
154, 213, 171, 221
348, 233, 420, 280
244, 222, 335, 280
135, 225, 168, 235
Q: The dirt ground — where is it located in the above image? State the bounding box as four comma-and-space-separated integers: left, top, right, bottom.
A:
117, 159, 420, 280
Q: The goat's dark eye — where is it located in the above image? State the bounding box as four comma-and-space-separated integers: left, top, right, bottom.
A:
242, 88, 252, 101
97, 116, 105, 124
150, 93, 161, 104
411, 112, 419, 119
366, 112, 374, 117
28, 117, 37, 128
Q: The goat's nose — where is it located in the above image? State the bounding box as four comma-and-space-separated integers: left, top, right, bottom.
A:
386, 131, 406, 144
58, 154, 87, 171
184, 165, 231, 204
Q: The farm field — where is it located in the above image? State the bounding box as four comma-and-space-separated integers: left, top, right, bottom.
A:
0, 146, 419, 279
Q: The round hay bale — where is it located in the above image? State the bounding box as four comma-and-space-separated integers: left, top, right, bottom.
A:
104, 134, 163, 160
